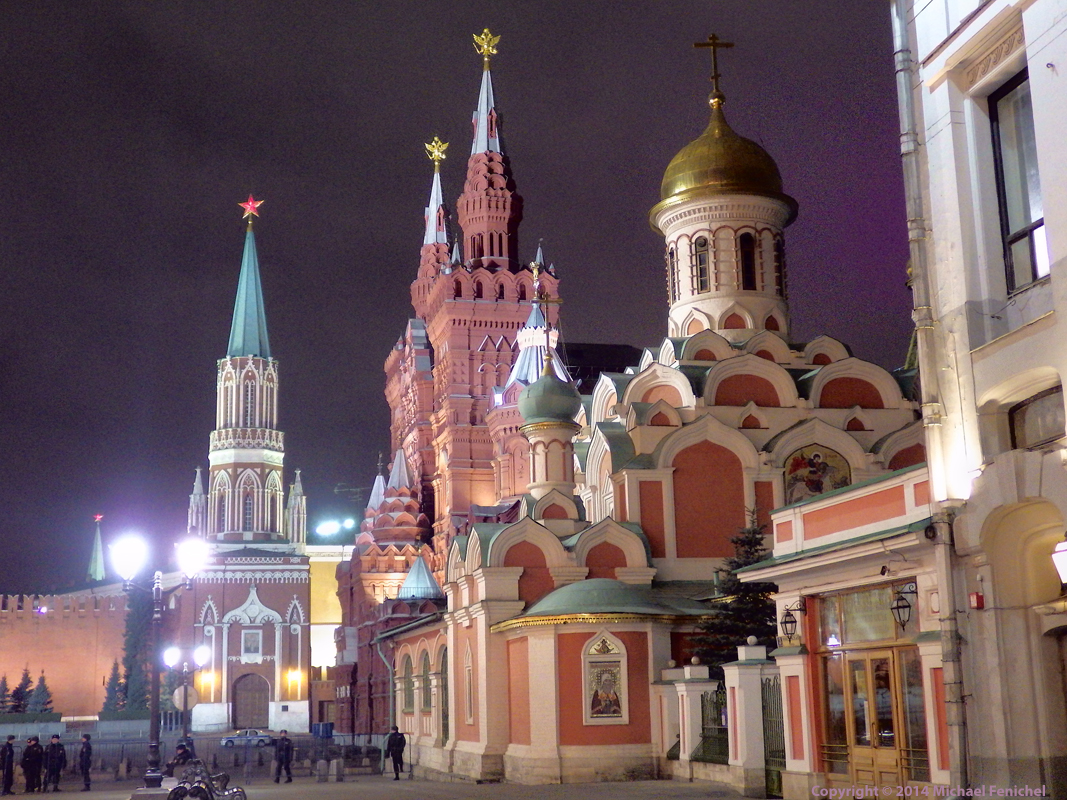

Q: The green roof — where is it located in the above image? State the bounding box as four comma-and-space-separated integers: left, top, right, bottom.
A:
227, 226, 272, 358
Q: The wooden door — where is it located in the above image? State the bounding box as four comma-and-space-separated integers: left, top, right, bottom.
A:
233, 673, 270, 729
846, 651, 901, 786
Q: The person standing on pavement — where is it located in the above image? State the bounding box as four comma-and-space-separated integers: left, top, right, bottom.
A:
272, 731, 292, 784
77, 736, 91, 792
384, 726, 405, 781
21, 737, 43, 794
1, 736, 15, 796
43, 736, 65, 792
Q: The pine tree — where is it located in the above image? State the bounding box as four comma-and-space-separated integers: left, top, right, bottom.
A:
0, 674, 9, 713
161, 668, 180, 713
122, 591, 152, 712
9, 668, 33, 714
697, 509, 778, 678
26, 673, 53, 714
101, 660, 123, 713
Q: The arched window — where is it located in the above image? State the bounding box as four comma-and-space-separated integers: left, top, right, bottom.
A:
693, 237, 710, 293
739, 233, 757, 291
453, 279, 462, 299
518, 283, 527, 301
402, 656, 415, 712
497, 283, 505, 300
243, 493, 254, 531
243, 381, 256, 427
217, 493, 227, 532
773, 237, 786, 296
666, 247, 678, 303
420, 652, 432, 710
474, 281, 483, 299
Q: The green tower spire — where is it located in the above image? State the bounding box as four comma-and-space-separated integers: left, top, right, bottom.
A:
227, 195, 272, 358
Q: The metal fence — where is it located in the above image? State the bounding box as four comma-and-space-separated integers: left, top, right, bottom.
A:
690, 683, 729, 764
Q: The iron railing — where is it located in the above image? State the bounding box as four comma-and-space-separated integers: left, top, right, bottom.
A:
690, 682, 729, 764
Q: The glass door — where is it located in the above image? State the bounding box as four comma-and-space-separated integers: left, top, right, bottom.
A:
846, 651, 901, 786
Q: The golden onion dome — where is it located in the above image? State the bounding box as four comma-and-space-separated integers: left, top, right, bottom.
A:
659, 98, 796, 220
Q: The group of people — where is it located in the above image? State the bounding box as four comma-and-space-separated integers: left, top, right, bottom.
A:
0, 734, 93, 794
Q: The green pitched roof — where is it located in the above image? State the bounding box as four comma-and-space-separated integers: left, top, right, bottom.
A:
227, 225, 272, 358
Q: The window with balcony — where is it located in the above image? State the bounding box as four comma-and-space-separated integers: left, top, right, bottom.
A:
990, 71, 1048, 292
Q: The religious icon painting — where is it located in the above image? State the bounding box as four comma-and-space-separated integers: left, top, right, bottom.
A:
784, 445, 851, 504
589, 661, 623, 718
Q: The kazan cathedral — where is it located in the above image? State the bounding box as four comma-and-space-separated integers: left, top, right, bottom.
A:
333, 30, 923, 785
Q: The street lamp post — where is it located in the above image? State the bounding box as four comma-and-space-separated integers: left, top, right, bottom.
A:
110, 536, 209, 790
163, 645, 211, 752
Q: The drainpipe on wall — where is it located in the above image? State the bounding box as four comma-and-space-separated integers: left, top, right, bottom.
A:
890, 1, 969, 790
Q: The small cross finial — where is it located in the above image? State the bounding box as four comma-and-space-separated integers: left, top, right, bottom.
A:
694, 34, 734, 106
376, 452, 385, 476
425, 136, 449, 172
473, 28, 500, 70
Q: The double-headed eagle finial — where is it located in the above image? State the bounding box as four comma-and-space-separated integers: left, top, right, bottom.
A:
473, 28, 500, 70
425, 136, 449, 171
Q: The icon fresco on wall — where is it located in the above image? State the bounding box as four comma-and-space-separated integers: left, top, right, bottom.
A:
589, 662, 623, 717
785, 445, 851, 504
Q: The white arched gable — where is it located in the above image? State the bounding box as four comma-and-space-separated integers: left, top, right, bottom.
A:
736, 401, 769, 429
532, 489, 580, 522
464, 533, 486, 574
222, 585, 283, 624
765, 418, 871, 472
445, 541, 467, 584
654, 413, 760, 471
717, 304, 753, 329
486, 517, 569, 568
873, 420, 926, 466
591, 374, 629, 423
638, 349, 657, 373
199, 599, 219, 625
809, 358, 905, 410
843, 407, 874, 432
681, 307, 714, 336
629, 398, 682, 430
703, 353, 799, 407
681, 330, 733, 362
572, 519, 649, 569
585, 426, 613, 488
213, 471, 232, 492
621, 363, 696, 408
744, 331, 792, 362
804, 335, 851, 364
658, 339, 680, 367
266, 472, 282, 491
976, 366, 1061, 410
285, 598, 306, 624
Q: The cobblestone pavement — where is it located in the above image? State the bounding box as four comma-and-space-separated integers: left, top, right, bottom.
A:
63, 773, 743, 800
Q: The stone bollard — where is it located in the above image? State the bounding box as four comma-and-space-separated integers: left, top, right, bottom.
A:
327, 759, 345, 782
315, 759, 329, 783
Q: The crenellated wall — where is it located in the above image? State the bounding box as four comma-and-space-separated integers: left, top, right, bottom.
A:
0, 589, 128, 719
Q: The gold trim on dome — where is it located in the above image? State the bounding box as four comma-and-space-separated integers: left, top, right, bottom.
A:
491, 612, 709, 632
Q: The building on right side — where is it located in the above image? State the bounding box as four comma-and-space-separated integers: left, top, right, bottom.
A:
895, 0, 1067, 792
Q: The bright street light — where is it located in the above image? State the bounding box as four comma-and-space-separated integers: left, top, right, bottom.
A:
109, 535, 149, 583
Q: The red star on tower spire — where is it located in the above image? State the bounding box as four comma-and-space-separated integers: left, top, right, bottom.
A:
239, 194, 264, 219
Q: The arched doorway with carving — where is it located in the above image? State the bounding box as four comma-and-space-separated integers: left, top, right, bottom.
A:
232, 673, 270, 729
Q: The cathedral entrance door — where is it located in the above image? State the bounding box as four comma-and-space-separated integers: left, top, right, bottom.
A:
846, 651, 901, 787
233, 673, 270, 729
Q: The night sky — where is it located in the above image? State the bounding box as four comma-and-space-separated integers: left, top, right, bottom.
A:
0, 2, 911, 592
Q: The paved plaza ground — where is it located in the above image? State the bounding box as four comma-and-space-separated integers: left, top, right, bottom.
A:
62, 774, 743, 800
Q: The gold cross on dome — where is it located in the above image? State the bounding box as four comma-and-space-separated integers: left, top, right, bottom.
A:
694, 33, 734, 99
473, 28, 500, 69
425, 136, 448, 170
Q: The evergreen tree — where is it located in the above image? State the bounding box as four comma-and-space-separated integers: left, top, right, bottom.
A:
122, 591, 152, 712
0, 674, 9, 713
26, 673, 53, 714
101, 660, 123, 713
161, 667, 180, 713
697, 509, 778, 678
9, 668, 33, 714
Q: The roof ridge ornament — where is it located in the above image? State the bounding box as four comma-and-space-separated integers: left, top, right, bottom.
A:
239, 194, 264, 228
473, 28, 500, 71
694, 33, 734, 107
